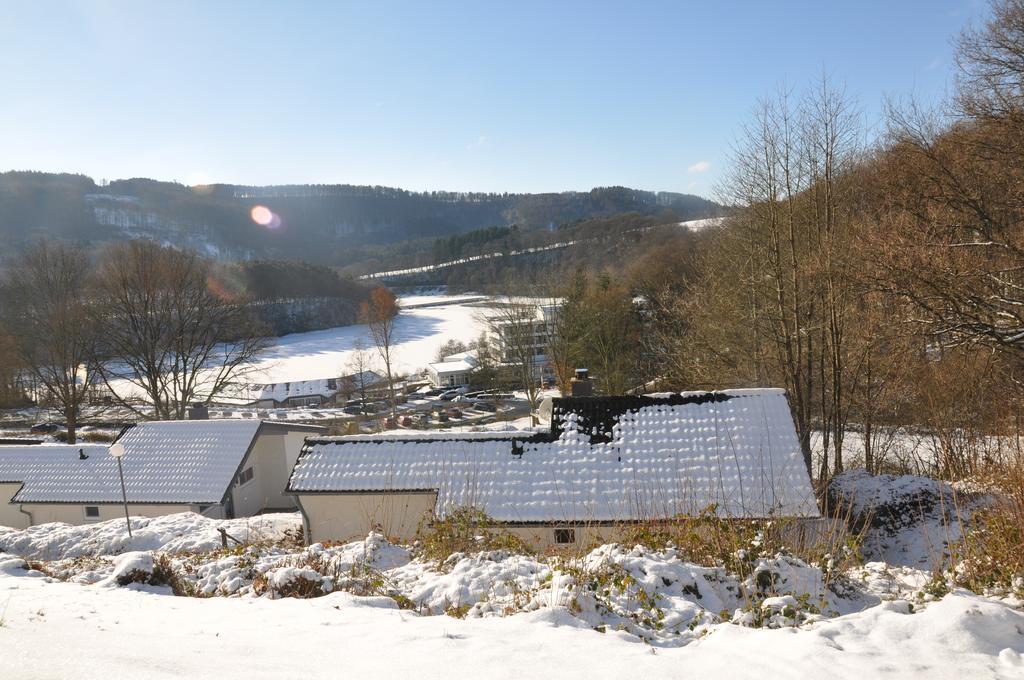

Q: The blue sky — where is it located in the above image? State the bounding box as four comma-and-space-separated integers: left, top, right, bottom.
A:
0, 1, 986, 196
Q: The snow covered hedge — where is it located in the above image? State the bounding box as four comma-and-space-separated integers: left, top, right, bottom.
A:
0, 520, 921, 646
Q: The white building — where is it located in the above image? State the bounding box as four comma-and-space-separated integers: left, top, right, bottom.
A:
287, 388, 819, 548
0, 419, 325, 530
215, 371, 384, 409
426, 350, 478, 388
483, 300, 559, 383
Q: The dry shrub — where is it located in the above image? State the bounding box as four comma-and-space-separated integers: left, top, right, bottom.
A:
416, 507, 534, 563
270, 574, 324, 599
611, 505, 863, 594
115, 567, 153, 587
80, 431, 116, 443
150, 555, 197, 597
956, 458, 1024, 596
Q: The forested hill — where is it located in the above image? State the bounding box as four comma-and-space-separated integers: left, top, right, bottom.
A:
0, 172, 722, 265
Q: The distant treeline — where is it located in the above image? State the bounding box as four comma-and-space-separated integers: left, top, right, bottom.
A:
360, 211, 702, 290
220, 259, 383, 335
0, 172, 721, 268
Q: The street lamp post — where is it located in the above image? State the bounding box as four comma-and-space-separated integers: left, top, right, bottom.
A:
109, 442, 132, 538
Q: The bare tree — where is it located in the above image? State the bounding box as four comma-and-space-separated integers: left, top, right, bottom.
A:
343, 338, 376, 416
434, 338, 468, 363
667, 80, 862, 478
874, 3, 1024, 364
479, 297, 544, 413
92, 241, 267, 420
359, 288, 400, 421
469, 332, 501, 393
1, 243, 99, 443
0, 328, 27, 408
547, 268, 587, 394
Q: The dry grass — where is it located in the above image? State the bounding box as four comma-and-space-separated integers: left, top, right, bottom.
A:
954, 456, 1024, 596
415, 507, 534, 564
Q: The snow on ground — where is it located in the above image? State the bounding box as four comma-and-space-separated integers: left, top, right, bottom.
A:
811, 428, 1023, 475
218, 294, 495, 387
0, 473, 1021, 677
0, 513, 300, 561
679, 217, 726, 230
0, 541, 1021, 678
98, 293, 500, 403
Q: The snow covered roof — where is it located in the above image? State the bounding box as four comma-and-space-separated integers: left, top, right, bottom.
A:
427, 350, 478, 375
442, 350, 478, 362
0, 445, 111, 488
427, 359, 477, 375
0, 420, 323, 505
288, 388, 819, 521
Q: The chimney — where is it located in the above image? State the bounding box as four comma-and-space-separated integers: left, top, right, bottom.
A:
187, 402, 209, 420
570, 368, 593, 397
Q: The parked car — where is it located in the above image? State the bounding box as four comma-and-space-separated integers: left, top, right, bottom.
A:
472, 402, 497, 413
30, 423, 61, 434
438, 390, 460, 401
419, 388, 446, 397
342, 406, 364, 416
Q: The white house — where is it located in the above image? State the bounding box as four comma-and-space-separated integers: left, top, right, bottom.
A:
287, 388, 819, 548
0, 419, 325, 530
426, 350, 478, 388
214, 371, 385, 409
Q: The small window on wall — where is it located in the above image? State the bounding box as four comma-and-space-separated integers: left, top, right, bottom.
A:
84, 506, 100, 519
554, 527, 575, 544
236, 466, 254, 486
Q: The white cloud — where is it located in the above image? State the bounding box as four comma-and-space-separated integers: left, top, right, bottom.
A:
466, 135, 488, 151
687, 160, 711, 173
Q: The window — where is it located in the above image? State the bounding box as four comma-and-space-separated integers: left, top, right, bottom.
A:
84, 506, 100, 519
236, 466, 254, 486
554, 528, 575, 544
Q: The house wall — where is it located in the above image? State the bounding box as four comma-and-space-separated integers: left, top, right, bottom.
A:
297, 492, 608, 548
230, 429, 311, 517
17, 502, 200, 527
298, 492, 437, 544
296, 493, 828, 551
0, 482, 28, 529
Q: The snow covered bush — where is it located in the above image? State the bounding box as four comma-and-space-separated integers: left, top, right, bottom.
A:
110, 552, 156, 586
255, 566, 327, 599
828, 469, 986, 569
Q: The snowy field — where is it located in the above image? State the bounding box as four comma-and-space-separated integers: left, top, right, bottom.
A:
84, 292, 498, 408
228, 292, 493, 386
